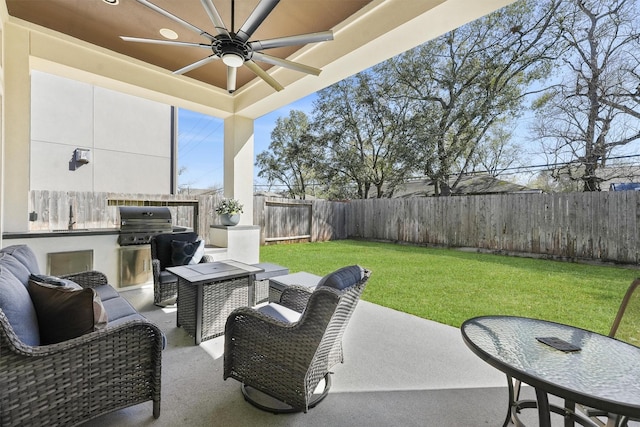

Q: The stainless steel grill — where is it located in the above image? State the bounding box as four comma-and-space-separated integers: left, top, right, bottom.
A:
118, 206, 172, 246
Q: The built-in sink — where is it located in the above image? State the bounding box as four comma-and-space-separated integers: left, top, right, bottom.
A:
52, 228, 90, 232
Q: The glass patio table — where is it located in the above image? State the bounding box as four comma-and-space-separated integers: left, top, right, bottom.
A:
461, 316, 640, 427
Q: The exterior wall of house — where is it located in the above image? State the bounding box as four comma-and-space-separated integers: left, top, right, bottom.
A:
30, 71, 172, 194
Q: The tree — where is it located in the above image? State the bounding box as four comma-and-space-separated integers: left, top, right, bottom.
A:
532, 0, 640, 191
255, 110, 319, 199
312, 72, 415, 199
383, 0, 562, 195
469, 125, 521, 177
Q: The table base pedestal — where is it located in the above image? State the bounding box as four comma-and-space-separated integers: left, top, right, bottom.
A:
506, 376, 601, 427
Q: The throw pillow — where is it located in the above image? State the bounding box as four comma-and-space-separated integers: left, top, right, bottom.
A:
28, 279, 108, 345
0, 266, 40, 346
317, 265, 364, 291
171, 239, 203, 266
29, 273, 82, 290
188, 239, 205, 265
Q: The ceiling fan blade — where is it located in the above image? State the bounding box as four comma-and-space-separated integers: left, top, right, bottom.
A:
200, 0, 231, 38
134, 0, 215, 42
244, 60, 284, 92
173, 55, 219, 75
250, 31, 334, 51
236, 0, 280, 43
227, 66, 237, 93
252, 52, 321, 76
120, 36, 211, 49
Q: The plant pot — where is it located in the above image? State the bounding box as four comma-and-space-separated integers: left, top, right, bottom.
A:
219, 213, 241, 226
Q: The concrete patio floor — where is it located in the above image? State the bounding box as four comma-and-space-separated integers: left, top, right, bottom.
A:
87, 285, 574, 426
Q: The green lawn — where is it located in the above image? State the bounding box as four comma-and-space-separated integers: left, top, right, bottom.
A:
260, 239, 639, 337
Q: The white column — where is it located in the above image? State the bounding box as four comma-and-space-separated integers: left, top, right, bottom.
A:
223, 115, 254, 225
2, 23, 31, 233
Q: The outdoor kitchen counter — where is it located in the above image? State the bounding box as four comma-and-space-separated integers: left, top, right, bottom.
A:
1, 230, 121, 288
2, 228, 120, 239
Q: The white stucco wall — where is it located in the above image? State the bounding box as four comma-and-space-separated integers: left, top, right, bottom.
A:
30, 71, 172, 194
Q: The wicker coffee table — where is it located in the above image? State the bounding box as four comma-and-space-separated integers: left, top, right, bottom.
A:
167, 260, 264, 345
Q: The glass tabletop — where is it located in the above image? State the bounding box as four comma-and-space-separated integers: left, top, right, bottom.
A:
461, 316, 640, 418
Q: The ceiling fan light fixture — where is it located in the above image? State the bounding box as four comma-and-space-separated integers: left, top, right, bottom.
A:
221, 53, 244, 68
102, 0, 119, 5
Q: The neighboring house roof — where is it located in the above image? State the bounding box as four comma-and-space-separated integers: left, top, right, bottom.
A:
393, 175, 542, 198
610, 182, 640, 191
551, 164, 640, 191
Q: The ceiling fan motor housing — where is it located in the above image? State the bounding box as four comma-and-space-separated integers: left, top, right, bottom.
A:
213, 35, 250, 64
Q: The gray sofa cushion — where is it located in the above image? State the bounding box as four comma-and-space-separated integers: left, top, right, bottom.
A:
317, 265, 364, 291
94, 284, 121, 302
101, 296, 141, 322
0, 266, 40, 346
0, 253, 31, 287
1, 245, 40, 275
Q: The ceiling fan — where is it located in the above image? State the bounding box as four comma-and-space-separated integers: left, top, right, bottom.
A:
121, 0, 334, 93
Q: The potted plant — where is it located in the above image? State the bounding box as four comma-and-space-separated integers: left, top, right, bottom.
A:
215, 198, 244, 226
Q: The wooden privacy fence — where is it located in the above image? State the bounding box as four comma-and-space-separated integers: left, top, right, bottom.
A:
346, 192, 640, 265
255, 192, 640, 265
28, 191, 640, 264
253, 196, 348, 244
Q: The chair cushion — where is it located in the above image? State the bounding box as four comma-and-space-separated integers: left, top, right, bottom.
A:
317, 265, 364, 291
258, 303, 302, 324
170, 239, 204, 266
0, 245, 40, 275
28, 279, 108, 345
0, 266, 40, 346
0, 252, 31, 287
152, 232, 198, 269
159, 270, 178, 284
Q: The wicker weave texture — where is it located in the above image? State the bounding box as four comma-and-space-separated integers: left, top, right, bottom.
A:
254, 279, 269, 305
0, 280, 163, 426
178, 276, 250, 343
224, 268, 370, 412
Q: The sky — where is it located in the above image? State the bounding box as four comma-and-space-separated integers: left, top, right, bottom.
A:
178, 88, 640, 192
177, 94, 316, 192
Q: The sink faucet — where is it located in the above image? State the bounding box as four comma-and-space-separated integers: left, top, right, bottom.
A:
68, 204, 76, 230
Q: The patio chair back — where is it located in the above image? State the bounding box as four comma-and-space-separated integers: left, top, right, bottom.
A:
609, 278, 640, 346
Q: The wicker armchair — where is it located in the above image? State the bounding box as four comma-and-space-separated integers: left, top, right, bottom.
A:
150, 232, 212, 306
224, 265, 371, 413
0, 270, 163, 427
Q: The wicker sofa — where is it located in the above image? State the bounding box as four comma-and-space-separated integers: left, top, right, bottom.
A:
0, 245, 163, 426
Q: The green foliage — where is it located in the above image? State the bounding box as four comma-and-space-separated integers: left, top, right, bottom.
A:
260, 239, 637, 334
255, 1, 564, 199
255, 110, 319, 199
383, 0, 562, 195
214, 198, 243, 215
311, 73, 416, 199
